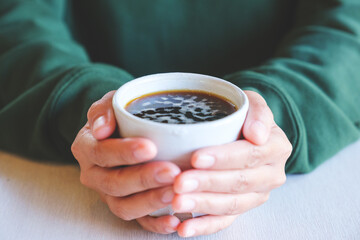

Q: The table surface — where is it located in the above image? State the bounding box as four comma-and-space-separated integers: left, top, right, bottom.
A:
1, 140, 360, 240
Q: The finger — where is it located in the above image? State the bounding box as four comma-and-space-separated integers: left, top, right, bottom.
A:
191, 140, 267, 170
174, 166, 286, 194
177, 215, 238, 237
269, 124, 293, 166
242, 91, 274, 145
73, 128, 157, 167
172, 192, 269, 216
87, 91, 117, 140
81, 161, 180, 197
104, 186, 175, 221
191, 125, 290, 170
136, 215, 180, 234
92, 137, 157, 167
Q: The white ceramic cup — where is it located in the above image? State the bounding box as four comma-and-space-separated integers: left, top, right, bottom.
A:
112, 72, 249, 217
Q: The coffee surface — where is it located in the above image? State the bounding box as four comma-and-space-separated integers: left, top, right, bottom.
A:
125, 90, 237, 124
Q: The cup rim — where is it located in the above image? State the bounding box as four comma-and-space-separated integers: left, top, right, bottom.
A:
113, 72, 249, 128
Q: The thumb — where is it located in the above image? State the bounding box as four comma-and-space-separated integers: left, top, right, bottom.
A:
87, 90, 117, 140
242, 91, 274, 145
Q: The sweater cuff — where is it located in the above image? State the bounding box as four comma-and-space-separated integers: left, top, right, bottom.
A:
224, 70, 309, 173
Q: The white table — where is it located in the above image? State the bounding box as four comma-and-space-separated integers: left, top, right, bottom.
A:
1, 140, 360, 240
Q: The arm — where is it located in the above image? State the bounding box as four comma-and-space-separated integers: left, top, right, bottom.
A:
171, 0, 360, 237
0, 1, 181, 234
0, 0, 184, 234
224, 0, 360, 173
0, 0, 133, 161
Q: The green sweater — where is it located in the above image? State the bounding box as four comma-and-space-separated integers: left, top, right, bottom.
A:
0, 0, 359, 173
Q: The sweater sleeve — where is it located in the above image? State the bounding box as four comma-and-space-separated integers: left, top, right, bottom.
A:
225, 0, 360, 173
0, 0, 133, 162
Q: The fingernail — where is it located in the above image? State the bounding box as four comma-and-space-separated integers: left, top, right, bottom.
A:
165, 218, 179, 233
93, 116, 106, 132
165, 227, 175, 233
181, 179, 199, 193
184, 228, 195, 237
133, 146, 151, 160
195, 155, 215, 168
179, 198, 196, 212
156, 168, 180, 184
161, 189, 175, 204
251, 120, 266, 140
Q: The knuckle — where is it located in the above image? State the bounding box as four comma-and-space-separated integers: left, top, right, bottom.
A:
249, 93, 273, 124
113, 205, 133, 221
87, 101, 101, 120
230, 174, 249, 193
226, 198, 241, 215
284, 141, 293, 159
101, 174, 118, 196
264, 106, 274, 122
246, 145, 263, 168
272, 173, 286, 188
252, 97, 268, 111
121, 152, 135, 165
79, 173, 90, 187
196, 172, 217, 192
207, 176, 219, 191
261, 193, 270, 204
71, 128, 89, 162
102, 91, 115, 101
219, 150, 232, 167
148, 190, 162, 209
92, 144, 106, 167
139, 171, 153, 189
250, 91, 267, 104
71, 142, 80, 160
278, 140, 293, 164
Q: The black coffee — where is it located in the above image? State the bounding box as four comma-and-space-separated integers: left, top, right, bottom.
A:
125, 90, 237, 124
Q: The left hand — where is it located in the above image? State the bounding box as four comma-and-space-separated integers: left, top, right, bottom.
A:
138, 90, 293, 237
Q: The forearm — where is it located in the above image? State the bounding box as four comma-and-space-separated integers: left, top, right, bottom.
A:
0, 0, 133, 161
225, 0, 360, 173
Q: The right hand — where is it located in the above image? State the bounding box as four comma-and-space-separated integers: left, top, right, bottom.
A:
71, 91, 181, 234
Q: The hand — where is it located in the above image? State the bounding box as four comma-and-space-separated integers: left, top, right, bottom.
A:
71, 91, 182, 234
172, 90, 293, 237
